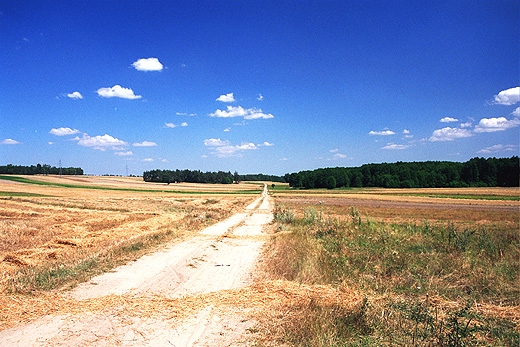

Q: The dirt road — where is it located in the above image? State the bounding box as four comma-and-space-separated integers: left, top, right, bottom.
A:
0, 184, 272, 346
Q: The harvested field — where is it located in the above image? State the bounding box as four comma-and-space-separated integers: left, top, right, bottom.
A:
274, 187, 519, 228
1, 178, 518, 346
0, 176, 258, 295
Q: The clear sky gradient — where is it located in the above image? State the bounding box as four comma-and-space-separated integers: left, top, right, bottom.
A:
1, 1, 518, 176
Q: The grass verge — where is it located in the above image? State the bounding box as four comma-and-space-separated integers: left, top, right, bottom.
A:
255, 203, 519, 346
6, 229, 179, 293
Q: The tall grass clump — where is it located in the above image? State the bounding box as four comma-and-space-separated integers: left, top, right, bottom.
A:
259, 203, 519, 346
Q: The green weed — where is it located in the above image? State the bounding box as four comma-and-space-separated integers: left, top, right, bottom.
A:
260, 202, 520, 346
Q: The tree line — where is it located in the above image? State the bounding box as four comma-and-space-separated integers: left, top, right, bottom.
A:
143, 169, 236, 184
239, 173, 285, 182
283, 156, 519, 189
0, 164, 84, 175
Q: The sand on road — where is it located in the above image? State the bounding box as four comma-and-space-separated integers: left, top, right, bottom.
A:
0, 184, 273, 347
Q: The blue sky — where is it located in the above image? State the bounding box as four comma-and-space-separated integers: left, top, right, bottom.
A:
1, 1, 518, 176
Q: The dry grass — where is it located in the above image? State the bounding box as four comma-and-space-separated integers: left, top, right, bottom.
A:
0, 176, 258, 329
255, 190, 519, 346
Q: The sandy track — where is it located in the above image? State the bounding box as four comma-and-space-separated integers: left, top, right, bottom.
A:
0, 185, 272, 346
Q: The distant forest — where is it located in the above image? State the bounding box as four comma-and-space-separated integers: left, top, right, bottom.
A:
0, 164, 84, 175
143, 169, 236, 184
283, 156, 519, 189
143, 169, 287, 184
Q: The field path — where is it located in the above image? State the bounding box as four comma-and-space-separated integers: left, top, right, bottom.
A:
0, 184, 273, 346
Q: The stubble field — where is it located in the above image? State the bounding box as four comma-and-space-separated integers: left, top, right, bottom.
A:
0, 175, 260, 329
1, 176, 518, 346
261, 185, 519, 346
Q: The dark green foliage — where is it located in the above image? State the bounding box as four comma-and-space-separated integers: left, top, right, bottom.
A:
143, 169, 234, 184
143, 169, 287, 184
239, 173, 285, 182
284, 156, 519, 189
0, 163, 84, 175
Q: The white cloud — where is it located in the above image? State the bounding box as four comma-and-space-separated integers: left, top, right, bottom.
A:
261, 142, 274, 147
49, 127, 80, 136
204, 138, 229, 147
75, 134, 128, 151
460, 122, 472, 128
333, 153, 347, 159
382, 143, 410, 150
429, 127, 473, 142
440, 117, 458, 123
329, 148, 339, 153
369, 130, 395, 136
115, 151, 133, 156
209, 105, 274, 120
67, 91, 83, 100
203, 138, 258, 157
176, 112, 197, 117
474, 117, 520, 133
477, 144, 517, 154
143, 158, 154, 162
216, 93, 236, 102
132, 58, 163, 71
223, 128, 231, 132
97, 85, 142, 99
257, 94, 264, 101
132, 141, 157, 147
402, 129, 413, 138
1, 138, 20, 145
511, 107, 520, 117
165, 122, 188, 128
493, 87, 520, 105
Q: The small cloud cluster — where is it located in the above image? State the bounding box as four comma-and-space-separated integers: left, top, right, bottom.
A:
49, 127, 156, 156
62, 57, 162, 100
429, 127, 473, 142
203, 92, 275, 158
493, 87, 520, 105
132, 57, 163, 72
429, 87, 520, 141
133, 141, 157, 147
440, 117, 458, 123
216, 93, 235, 103
210, 105, 274, 120
328, 148, 348, 159
204, 138, 273, 157
67, 91, 83, 100
165, 122, 188, 128
369, 87, 520, 152
369, 129, 395, 136
97, 85, 142, 100
211, 92, 274, 120
0, 138, 20, 145
75, 134, 128, 151
382, 143, 410, 150
477, 144, 517, 154
369, 129, 413, 150
49, 127, 80, 136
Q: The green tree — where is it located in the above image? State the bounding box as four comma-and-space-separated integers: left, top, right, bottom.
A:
326, 176, 337, 189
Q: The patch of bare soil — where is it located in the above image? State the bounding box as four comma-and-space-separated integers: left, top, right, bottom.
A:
0, 185, 273, 346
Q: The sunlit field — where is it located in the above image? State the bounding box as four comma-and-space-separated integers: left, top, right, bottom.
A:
1, 176, 518, 345
0, 175, 261, 328
257, 186, 519, 346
